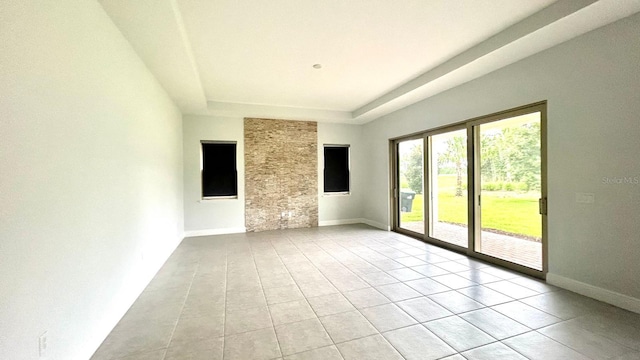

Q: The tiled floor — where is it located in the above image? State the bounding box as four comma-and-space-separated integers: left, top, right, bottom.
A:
91, 224, 640, 360
402, 221, 542, 270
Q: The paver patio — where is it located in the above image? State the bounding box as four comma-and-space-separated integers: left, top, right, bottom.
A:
401, 221, 542, 270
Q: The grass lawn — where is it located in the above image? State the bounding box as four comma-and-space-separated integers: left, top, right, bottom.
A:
400, 176, 541, 239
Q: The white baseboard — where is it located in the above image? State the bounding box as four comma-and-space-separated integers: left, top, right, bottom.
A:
319, 218, 364, 226
361, 218, 391, 231
547, 273, 640, 314
184, 227, 246, 237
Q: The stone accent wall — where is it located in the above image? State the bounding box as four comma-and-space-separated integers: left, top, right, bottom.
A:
244, 118, 318, 232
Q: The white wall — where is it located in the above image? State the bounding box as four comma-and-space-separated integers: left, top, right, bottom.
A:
183, 115, 245, 235
183, 117, 365, 233
318, 123, 365, 225
0, 1, 184, 359
362, 14, 640, 305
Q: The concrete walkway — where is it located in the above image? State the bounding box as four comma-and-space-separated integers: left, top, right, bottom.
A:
401, 221, 542, 270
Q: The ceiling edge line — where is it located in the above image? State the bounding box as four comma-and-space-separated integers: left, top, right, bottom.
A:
169, 0, 208, 110
351, 0, 598, 120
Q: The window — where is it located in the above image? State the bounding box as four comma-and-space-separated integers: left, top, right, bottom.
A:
201, 141, 237, 198
324, 145, 350, 193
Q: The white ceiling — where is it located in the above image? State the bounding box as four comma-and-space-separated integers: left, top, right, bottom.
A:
99, 0, 640, 123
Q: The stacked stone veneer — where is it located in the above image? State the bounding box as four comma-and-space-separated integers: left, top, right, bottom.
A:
244, 118, 318, 232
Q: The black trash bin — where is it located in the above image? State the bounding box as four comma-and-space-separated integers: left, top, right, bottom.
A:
400, 190, 416, 212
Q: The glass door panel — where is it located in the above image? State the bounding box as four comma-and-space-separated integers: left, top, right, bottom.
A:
476, 112, 542, 270
398, 138, 424, 234
428, 129, 468, 248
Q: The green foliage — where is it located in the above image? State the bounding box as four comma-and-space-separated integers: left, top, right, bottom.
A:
480, 121, 541, 191
438, 136, 466, 197
400, 182, 542, 239
402, 144, 423, 194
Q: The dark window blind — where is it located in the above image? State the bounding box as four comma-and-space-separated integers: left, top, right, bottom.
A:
202, 142, 237, 197
324, 146, 349, 193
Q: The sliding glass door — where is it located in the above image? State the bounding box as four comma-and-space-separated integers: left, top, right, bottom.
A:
475, 111, 543, 270
392, 103, 547, 276
428, 129, 468, 248
397, 138, 424, 234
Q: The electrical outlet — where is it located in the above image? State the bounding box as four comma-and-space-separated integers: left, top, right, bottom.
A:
38, 331, 48, 358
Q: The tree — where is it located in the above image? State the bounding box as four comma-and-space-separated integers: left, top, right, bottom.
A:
438, 136, 466, 196
403, 144, 423, 194
480, 121, 540, 191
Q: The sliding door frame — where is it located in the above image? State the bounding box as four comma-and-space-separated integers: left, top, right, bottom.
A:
391, 134, 426, 238
390, 101, 547, 279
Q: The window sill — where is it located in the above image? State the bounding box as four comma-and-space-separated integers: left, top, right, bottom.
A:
323, 192, 350, 197
199, 196, 238, 202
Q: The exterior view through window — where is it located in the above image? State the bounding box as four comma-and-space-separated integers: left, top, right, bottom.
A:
398, 138, 424, 234
392, 103, 546, 275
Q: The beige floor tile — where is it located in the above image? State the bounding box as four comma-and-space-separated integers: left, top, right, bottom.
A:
337, 334, 403, 360
164, 337, 223, 360
405, 278, 451, 296
170, 314, 224, 345
91, 323, 174, 359
93, 225, 640, 360
375, 282, 421, 302
226, 288, 267, 311
413, 253, 449, 264
319, 311, 378, 343
359, 271, 400, 286
290, 270, 327, 284
613, 353, 640, 360
565, 314, 640, 351
386, 268, 424, 281
383, 324, 456, 360
307, 293, 355, 317
433, 261, 469, 273
223, 327, 282, 360
261, 273, 296, 289
428, 291, 485, 313
539, 322, 636, 360
297, 279, 339, 298
479, 267, 521, 279
264, 285, 305, 305
343, 288, 390, 309
269, 299, 316, 326
440, 355, 467, 360
456, 286, 514, 306
484, 280, 540, 299
460, 308, 530, 340
330, 277, 370, 292
502, 331, 590, 360
461, 342, 527, 360
395, 256, 428, 267
396, 296, 453, 322
431, 273, 477, 289
492, 301, 562, 329
225, 305, 272, 335
116, 349, 166, 360
275, 318, 333, 356
520, 290, 609, 320
456, 270, 502, 284
370, 259, 404, 271
284, 345, 343, 360
359, 303, 417, 332
509, 276, 559, 293
423, 316, 495, 352
411, 264, 450, 277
